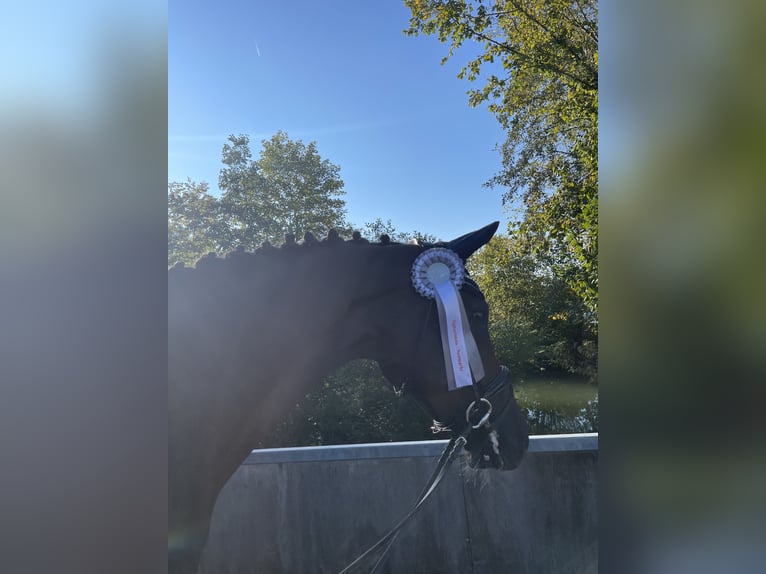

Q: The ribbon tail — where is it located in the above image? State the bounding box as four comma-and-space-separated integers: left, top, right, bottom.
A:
434, 282, 474, 390
434, 296, 457, 391
458, 300, 485, 382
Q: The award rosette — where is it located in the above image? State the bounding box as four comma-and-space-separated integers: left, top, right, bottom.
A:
412, 248, 485, 391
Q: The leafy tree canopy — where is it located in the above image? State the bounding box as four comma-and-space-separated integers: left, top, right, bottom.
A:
168, 132, 348, 265
468, 234, 597, 379
405, 0, 598, 313
218, 131, 347, 252
168, 179, 224, 266
362, 217, 439, 244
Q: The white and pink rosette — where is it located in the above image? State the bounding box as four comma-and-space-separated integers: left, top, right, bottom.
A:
411, 248, 485, 391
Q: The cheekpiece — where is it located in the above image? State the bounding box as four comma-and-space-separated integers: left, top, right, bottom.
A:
411, 247, 465, 299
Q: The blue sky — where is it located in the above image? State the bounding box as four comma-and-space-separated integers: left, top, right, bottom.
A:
169, 0, 510, 241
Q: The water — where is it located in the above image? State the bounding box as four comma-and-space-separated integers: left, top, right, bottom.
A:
514, 378, 599, 434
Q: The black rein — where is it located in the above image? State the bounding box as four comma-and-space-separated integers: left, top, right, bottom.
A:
336, 366, 514, 573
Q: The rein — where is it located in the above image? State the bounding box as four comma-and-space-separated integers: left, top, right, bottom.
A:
336, 434, 467, 574
336, 367, 513, 574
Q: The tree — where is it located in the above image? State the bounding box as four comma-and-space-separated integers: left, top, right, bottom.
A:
218, 131, 347, 251
362, 217, 439, 244
168, 179, 224, 266
468, 234, 597, 379
405, 0, 598, 313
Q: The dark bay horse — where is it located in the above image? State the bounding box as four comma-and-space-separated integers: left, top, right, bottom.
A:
168, 222, 529, 573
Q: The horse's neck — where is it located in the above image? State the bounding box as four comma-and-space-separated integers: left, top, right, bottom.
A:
169, 244, 414, 523
169, 246, 379, 442
256, 247, 368, 350
247, 244, 413, 373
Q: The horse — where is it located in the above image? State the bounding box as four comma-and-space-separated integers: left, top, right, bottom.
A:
168, 222, 529, 574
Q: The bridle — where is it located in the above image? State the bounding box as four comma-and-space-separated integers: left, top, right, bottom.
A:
339, 282, 515, 573
428, 364, 514, 465
456, 364, 515, 469
395, 277, 516, 466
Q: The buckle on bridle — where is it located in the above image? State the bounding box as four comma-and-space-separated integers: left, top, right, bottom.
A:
466, 397, 493, 429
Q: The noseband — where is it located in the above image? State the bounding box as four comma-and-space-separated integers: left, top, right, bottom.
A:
463, 365, 514, 429
429, 365, 514, 468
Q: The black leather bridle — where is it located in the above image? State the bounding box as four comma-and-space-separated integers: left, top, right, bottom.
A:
427, 364, 514, 465
338, 285, 516, 573
458, 364, 515, 469
393, 277, 516, 467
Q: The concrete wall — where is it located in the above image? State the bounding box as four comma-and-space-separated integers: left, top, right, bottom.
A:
200, 434, 598, 574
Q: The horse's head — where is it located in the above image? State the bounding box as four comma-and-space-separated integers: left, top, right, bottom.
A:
354, 222, 529, 471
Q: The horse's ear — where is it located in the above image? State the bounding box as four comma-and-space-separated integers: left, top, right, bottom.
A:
447, 221, 500, 260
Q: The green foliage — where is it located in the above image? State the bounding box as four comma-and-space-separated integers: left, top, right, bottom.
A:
257, 360, 434, 448
468, 234, 597, 378
168, 179, 225, 266
218, 131, 347, 251
168, 132, 348, 265
405, 0, 598, 313
362, 217, 439, 244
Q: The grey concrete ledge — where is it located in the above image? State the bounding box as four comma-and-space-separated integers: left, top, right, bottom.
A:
244, 433, 598, 465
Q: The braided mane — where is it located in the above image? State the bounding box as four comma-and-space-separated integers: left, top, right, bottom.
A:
169, 229, 432, 273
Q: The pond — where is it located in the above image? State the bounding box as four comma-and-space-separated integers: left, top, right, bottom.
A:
514, 377, 599, 434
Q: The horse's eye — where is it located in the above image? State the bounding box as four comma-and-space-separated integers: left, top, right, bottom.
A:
472, 311, 485, 320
